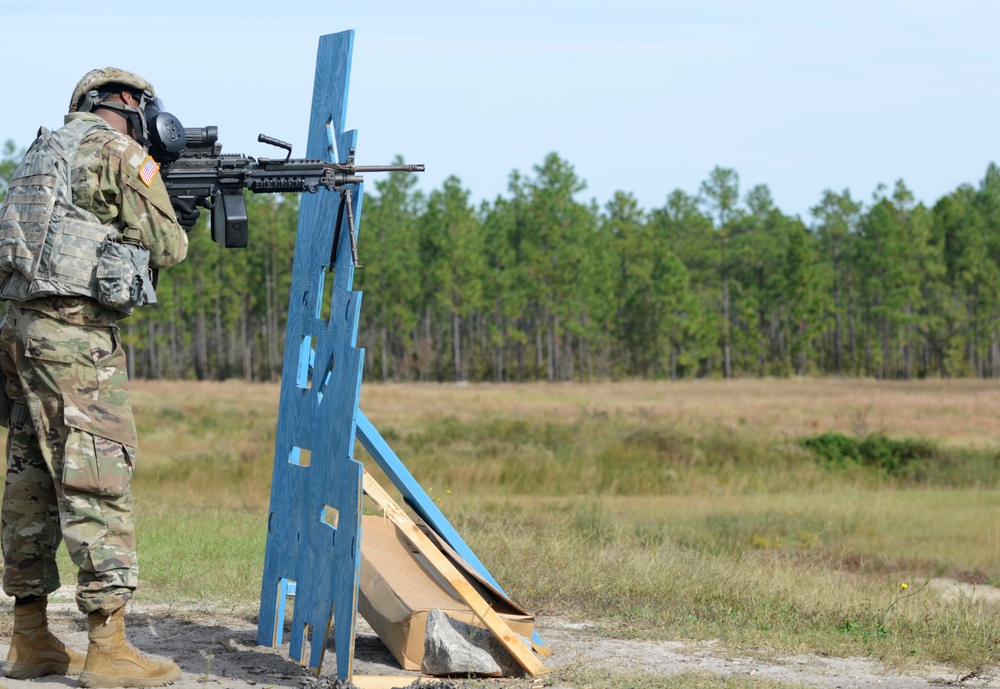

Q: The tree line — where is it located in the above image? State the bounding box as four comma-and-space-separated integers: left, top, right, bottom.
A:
3, 139, 1000, 382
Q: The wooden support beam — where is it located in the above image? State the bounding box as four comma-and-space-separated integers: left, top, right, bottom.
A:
361, 470, 548, 678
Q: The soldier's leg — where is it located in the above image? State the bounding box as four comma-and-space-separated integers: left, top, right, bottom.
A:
61, 327, 179, 685
0, 310, 62, 600
1, 412, 62, 599
59, 428, 137, 614
0, 310, 87, 679
57, 321, 139, 614
2, 309, 139, 613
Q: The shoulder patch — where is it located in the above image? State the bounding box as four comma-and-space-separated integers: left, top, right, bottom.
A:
138, 156, 160, 187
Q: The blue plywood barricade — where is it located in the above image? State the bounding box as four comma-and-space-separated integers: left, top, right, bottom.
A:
256, 30, 366, 677
257, 29, 547, 679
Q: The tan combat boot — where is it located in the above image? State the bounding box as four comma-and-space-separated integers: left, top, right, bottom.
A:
79, 608, 181, 688
3, 597, 86, 678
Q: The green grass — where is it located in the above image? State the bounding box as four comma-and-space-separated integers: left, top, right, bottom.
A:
449, 496, 1000, 668
372, 413, 837, 497
29, 380, 1000, 674
134, 505, 266, 608
370, 414, 1000, 497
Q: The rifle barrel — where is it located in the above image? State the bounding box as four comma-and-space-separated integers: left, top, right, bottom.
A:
353, 164, 425, 173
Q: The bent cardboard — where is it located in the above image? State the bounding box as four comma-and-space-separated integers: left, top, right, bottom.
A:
358, 514, 536, 671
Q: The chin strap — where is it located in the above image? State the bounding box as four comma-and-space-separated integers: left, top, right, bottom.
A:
81, 89, 153, 148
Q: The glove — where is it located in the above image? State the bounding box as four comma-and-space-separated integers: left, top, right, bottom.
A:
170, 196, 201, 232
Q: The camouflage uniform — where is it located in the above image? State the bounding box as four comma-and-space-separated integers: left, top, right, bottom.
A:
0, 111, 187, 615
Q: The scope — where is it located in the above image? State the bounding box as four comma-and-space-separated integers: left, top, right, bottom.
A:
183, 126, 219, 149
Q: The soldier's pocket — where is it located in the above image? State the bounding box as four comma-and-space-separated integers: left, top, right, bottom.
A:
24, 322, 80, 366
87, 326, 121, 368
87, 326, 127, 398
60, 392, 137, 498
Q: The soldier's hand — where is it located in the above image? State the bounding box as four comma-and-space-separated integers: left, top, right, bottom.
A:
170, 196, 201, 232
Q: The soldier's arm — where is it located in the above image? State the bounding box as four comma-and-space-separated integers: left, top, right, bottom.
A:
78, 134, 189, 269
117, 141, 188, 269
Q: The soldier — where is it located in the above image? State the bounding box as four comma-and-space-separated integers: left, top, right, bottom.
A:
0, 68, 197, 687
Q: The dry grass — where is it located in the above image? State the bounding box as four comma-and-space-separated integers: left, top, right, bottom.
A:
558, 669, 812, 688
131, 377, 1000, 447
355, 378, 1000, 447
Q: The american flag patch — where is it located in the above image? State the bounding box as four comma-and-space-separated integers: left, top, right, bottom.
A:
138, 156, 160, 187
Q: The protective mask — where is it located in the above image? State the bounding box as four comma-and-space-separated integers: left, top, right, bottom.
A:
141, 97, 186, 164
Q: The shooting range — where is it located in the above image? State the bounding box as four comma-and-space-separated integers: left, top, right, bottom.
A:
254, 30, 548, 682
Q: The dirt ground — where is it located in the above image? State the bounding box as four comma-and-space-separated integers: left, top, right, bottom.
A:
1, 581, 999, 689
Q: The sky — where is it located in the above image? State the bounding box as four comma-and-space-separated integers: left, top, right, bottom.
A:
4, 0, 1000, 222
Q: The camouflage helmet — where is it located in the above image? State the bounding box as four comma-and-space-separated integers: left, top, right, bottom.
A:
68, 67, 155, 113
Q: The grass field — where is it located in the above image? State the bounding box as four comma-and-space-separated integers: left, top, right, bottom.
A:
51, 378, 1000, 680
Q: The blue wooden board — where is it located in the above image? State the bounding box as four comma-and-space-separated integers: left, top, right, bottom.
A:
257, 29, 546, 679
256, 30, 366, 677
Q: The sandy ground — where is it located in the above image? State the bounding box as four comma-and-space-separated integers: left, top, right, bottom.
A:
0, 582, 999, 689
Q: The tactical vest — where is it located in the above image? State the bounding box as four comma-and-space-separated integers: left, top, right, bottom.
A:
0, 118, 135, 304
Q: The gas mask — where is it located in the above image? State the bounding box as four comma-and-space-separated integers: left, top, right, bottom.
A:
141, 96, 186, 164
86, 89, 187, 164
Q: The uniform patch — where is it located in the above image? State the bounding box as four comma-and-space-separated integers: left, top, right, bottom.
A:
138, 156, 159, 187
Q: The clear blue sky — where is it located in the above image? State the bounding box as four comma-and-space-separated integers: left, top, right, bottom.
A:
4, 0, 999, 221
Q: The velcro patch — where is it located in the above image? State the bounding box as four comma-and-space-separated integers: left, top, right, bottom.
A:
138, 156, 159, 187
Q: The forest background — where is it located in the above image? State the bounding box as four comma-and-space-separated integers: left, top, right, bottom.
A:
3, 139, 1000, 384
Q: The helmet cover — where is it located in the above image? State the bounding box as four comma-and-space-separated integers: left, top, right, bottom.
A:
69, 67, 155, 113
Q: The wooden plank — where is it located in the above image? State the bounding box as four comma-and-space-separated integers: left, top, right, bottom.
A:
356, 409, 550, 656
361, 470, 548, 678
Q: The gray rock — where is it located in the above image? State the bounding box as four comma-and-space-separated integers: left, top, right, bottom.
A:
420, 609, 530, 677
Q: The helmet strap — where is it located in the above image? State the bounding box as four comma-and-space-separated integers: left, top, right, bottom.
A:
89, 90, 152, 147
76, 89, 105, 114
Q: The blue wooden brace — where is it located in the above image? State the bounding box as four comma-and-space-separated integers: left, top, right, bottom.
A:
356, 410, 549, 653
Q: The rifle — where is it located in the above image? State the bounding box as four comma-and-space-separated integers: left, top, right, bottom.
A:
160, 127, 424, 267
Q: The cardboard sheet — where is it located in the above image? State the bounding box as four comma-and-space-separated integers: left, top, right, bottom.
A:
358, 515, 536, 671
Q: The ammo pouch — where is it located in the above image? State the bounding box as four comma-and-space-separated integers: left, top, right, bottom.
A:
96, 238, 157, 310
